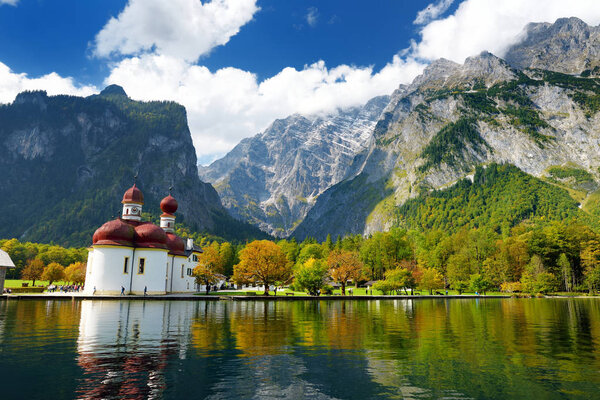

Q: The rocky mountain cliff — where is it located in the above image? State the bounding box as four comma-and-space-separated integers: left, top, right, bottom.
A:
199, 96, 389, 237
0, 85, 265, 246
505, 17, 600, 75
294, 17, 600, 241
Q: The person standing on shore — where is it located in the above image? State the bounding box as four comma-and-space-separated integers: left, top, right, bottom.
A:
121, 286, 125, 295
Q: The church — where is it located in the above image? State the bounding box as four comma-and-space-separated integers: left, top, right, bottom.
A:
84, 184, 203, 295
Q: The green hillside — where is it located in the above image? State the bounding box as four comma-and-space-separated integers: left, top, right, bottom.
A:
396, 163, 592, 234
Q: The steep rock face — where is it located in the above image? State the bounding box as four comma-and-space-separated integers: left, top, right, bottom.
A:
199, 96, 389, 237
0, 86, 261, 246
295, 46, 600, 240
505, 17, 600, 74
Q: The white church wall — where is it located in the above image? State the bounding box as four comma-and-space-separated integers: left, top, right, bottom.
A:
84, 246, 134, 295
130, 249, 169, 294
169, 254, 199, 293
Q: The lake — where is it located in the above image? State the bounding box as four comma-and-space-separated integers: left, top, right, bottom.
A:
0, 298, 599, 399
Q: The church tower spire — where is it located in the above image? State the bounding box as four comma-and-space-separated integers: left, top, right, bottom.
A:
121, 179, 144, 221
160, 188, 178, 233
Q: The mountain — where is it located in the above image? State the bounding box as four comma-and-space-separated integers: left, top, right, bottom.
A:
294, 17, 600, 241
199, 95, 390, 237
0, 85, 266, 246
505, 17, 600, 75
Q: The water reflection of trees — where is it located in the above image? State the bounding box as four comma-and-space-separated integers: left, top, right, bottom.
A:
2, 298, 600, 399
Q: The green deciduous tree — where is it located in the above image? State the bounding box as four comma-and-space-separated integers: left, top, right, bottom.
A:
418, 267, 444, 295
294, 258, 328, 296
469, 273, 494, 295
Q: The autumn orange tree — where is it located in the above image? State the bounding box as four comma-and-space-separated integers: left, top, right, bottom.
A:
21, 259, 45, 286
194, 243, 225, 294
193, 264, 220, 294
233, 240, 290, 295
327, 250, 363, 295
64, 262, 86, 285
42, 262, 65, 285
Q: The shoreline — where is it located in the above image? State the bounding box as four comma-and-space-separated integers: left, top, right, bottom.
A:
4, 293, 514, 301
3, 294, 598, 301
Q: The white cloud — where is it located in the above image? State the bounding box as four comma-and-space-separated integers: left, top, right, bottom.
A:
93, 0, 259, 62
4, 0, 600, 165
105, 54, 425, 162
0, 0, 18, 6
0, 62, 96, 104
102, 0, 600, 164
413, 0, 600, 63
414, 0, 454, 25
306, 7, 319, 27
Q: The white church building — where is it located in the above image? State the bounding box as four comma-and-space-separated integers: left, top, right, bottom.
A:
84, 184, 203, 295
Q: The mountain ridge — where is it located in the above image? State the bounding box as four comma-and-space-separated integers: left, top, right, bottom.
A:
0, 86, 266, 246
293, 17, 600, 240
199, 95, 390, 237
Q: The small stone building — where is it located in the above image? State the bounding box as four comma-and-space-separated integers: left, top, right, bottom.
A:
0, 249, 15, 293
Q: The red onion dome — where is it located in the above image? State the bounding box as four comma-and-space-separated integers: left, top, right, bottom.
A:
93, 219, 135, 246
122, 184, 144, 205
134, 222, 168, 249
165, 232, 186, 256
160, 195, 178, 215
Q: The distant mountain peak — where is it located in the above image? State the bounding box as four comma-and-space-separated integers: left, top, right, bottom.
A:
505, 17, 600, 74
13, 90, 48, 111
411, 51, 515, 91
100, 84, 128, 97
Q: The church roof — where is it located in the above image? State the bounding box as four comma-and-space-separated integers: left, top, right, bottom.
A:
122, 184, 144, 204
0, 249, 15, 268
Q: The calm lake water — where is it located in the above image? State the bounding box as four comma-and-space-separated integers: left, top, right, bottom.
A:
0, 298, 599, 399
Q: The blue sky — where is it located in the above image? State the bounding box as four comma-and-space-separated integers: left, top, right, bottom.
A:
0, 0, 598, 164
0, 1, 443, 86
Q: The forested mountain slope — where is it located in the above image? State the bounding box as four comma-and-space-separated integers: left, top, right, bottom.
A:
0, 85, 266, 246
294, 18, 600, 240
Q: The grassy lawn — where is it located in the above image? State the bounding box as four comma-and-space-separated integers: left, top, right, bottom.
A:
4, 280, 70, 288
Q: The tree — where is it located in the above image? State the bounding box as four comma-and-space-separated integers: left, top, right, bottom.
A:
296, 244, 325, 265
536, 272, 559, 294
42, 263, 65, 285
373, 267, 416, 295
581, 239, 600, 293
500, 281, 522, 293
469, 273, 493, 295
557, 253, 572, 292
294, 258, 328, 296
233, 240, 290, 295
418, 267, 444, 295
198, 243, 225, 275
193, 264, 219, 294
521, 271, 558, 294
21, 259, 44, 286
327, 250, 363, 295
64, 262, 86, 285
278, 239, 300, 265
219, 242, 236, 277
452, 280, 469, 295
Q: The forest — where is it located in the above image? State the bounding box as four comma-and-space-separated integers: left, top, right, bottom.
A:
4, 163, 600, 295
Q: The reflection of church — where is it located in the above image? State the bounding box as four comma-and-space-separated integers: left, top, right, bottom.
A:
84, 184, 202, 295
76, 300, 195, 399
